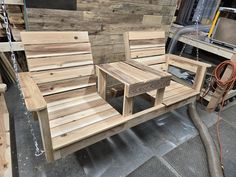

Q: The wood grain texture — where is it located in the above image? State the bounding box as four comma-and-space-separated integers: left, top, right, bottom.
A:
18, 72, 47, 112
0, 87, 12, 177
27, 0, 177, 63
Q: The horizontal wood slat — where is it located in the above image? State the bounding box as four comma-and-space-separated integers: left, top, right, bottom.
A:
21, 31, 90, 44
24, 42, 92, 59
38, 76, 96, 96
31, 65, 94, 84
27, 54, 93, 72
131, 47, 165, 58
128, 31, 165, 40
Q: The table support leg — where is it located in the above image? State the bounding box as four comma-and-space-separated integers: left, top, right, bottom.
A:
97, 68, 107, 100
123, 86, 133, 116
155, 88, 165, 105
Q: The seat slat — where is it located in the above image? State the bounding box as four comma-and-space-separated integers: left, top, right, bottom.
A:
50, 103, 112, 128
28, 54, 93, 72
21, 31, 90, 45
50, 107, 119, 138
52, 114, 124, 150
24, 42, 92, 59
31, 65, 94, 84
49, 98, 106, 121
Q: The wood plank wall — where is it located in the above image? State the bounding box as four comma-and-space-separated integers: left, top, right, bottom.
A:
27, 0, 177, 64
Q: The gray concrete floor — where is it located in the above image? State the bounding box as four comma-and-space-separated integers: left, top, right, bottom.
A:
5, 85, 236, 177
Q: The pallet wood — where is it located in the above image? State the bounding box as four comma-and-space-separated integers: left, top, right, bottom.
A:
19, 31, 123, 161
26, 0, 177, 64
0, 77, 12, 177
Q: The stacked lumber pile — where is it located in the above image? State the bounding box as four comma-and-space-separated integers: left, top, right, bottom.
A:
0, 3, 25, 41
27, 0, 177, 64
0, 75, 12, 177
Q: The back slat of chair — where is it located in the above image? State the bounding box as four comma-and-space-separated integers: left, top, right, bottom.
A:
21, 31, 96, 96
124, 31, 166, 60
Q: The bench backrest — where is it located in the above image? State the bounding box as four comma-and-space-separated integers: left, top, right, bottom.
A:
124, 30, 167, 71
124, 31, 165, 59
21, 31, 96, 97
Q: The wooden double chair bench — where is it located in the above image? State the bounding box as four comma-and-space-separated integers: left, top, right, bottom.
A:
19, 31, 210, 162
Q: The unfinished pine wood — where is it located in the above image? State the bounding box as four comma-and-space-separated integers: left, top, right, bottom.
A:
37, 109, 54, 162
0, 76, 12, 177
19, 72, 47, 112
97, 68, 107, 100
124, 31, 166, 60
21, 31, 90, 45
148, 81, 199, 106
123, 86, 133, 116
0, 84, 7, 93
155, 88, 165, 105
27, 54, 93, 72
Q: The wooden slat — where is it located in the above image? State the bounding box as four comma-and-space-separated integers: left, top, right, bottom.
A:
31, 65, 94, 84
52, 114, 123, 150
134, 55, 166, 66
0, 93, 12, 177
27, 54, 93, 71
111, 62, 158, 81
21, 31, 89, 45
150, 63, 168, 71
24, 42, 92, 59
131, 47, 165, 58
128, 31, 165, 40
96, 64, 139, 84
18, 72, 47, 112
124, 60, 171, 78
44, 86, 96, 104
48, 93, 102, 120
50, 102, 111, 128
51, 107, 119, 138
38, 76, 96, 96
129, 38, 165, 46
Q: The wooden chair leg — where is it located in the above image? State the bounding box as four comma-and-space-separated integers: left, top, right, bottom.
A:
155, 88, 165, 105
97, 68, 107, 100
123, 85, 133, 116
37, 108, 54, 162
123, 96, 133, 116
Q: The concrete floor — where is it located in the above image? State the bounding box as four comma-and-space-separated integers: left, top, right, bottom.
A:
5, 85, 236, 177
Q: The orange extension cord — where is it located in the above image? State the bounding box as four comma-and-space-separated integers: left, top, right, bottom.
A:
202, 60, 236, 170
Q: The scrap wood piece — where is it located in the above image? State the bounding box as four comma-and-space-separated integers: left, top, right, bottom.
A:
0, 52, 16, 83
0, 78, 12, 177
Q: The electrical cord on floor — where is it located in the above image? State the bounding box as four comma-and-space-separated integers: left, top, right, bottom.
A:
201, 60, 236, 173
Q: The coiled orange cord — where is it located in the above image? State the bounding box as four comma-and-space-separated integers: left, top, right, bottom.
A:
202, 60, 236, 169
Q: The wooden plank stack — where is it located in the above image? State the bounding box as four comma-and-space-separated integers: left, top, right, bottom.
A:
27, 0, 177, 64
0, 1, 25, 41
0, 75, 12, 177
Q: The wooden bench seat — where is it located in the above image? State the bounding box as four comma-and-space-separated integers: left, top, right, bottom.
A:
148, 81, 199, 106
46, 91, 122, 150
124, 30, 211, 104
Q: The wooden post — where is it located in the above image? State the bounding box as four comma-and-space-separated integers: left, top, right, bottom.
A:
36, 108, 54, 162
123, 86, 133, 116
192, 66, 207, 92
124, 32, 131, 60
155, 88, 165, 105
97, 68, 107, 100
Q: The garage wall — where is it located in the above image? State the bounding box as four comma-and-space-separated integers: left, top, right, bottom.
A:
26, 0, 177, 64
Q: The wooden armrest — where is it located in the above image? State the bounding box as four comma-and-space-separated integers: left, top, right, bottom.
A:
19, 72, 47, 112
166, 54, 211, 72
0, 84, 7, 93
166, 54, 211, 92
